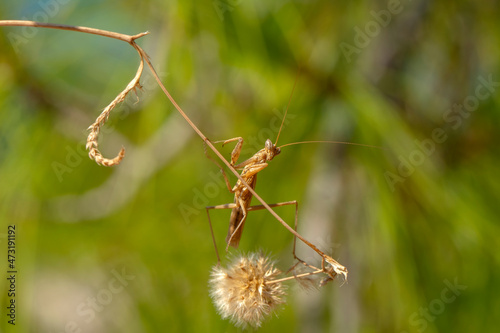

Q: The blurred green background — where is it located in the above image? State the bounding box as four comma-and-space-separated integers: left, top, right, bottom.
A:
1, 0, 499, 332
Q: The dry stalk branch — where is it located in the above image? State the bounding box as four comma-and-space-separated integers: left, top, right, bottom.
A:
0, 20, 347, 279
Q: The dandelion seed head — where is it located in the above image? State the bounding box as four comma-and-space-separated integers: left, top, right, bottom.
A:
209, 252, 286, 329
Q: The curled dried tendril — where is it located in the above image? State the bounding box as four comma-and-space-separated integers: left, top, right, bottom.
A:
85, 57, 144, 166
85, 38, 146, 166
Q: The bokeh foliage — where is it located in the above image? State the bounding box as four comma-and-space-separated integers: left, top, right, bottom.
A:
1, 0, 499, 332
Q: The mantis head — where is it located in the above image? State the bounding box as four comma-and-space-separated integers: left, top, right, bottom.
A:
265, 139, 281, 161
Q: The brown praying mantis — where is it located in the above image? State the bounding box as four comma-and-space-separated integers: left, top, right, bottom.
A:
205, 73, 381, 281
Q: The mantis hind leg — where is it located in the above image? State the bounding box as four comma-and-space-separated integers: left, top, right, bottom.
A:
205, 203, 237, 265
205, 200, 298, 263
230, 200, 301, 259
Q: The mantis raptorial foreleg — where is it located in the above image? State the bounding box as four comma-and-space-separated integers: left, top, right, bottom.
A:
206, 200, 298, 264
219, 137, 244, 166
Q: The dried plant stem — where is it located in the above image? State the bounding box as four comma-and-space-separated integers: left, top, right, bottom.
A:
0, 20, 148, 42
0, 20, 346, 278
267, 269, 323, 285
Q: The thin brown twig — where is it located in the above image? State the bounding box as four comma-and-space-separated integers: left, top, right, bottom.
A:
267, 269, 323, 285
0, 20, 346, 278
0, 20, 148, 42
